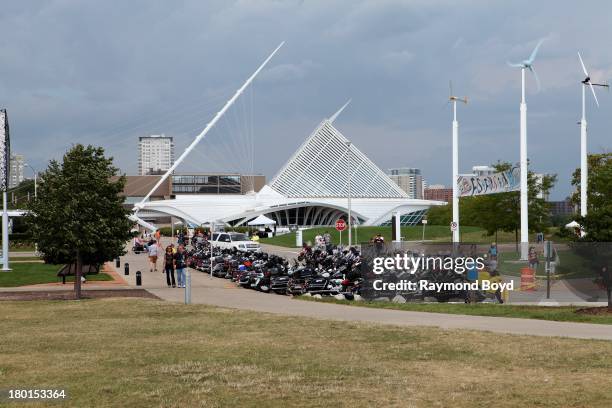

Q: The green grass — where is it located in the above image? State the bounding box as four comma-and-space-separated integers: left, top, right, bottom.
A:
498, 250, 597, 279
262, 225, 481, 247
0, 263, 112, 287
261, 225, 551, 248
8, 256, 42, 262
0, 298, 610, 407
299, 297, 612, 324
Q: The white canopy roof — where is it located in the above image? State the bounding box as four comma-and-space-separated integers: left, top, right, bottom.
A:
565, 220, 581, 229
247, 214, 277, 225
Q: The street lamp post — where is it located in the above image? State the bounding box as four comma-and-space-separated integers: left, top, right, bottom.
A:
24, 164, 38, 256
24, 163, 37, 199
345, 141, 352, 247
421, 219, 428, 242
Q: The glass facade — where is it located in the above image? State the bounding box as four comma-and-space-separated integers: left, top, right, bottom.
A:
171, 174, 242, 195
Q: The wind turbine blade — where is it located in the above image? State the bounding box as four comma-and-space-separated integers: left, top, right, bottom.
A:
531, 65, 541, 92
589, 82, 600, 107
577, 51, 589, 77
527, 39, 544, 64
507, 61, 524, 68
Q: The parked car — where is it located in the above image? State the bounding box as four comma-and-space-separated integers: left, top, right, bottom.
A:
211, 232, 261, 252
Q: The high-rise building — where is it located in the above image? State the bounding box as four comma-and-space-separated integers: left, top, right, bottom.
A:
138, 134, 174, 176
9, 153, 24, 188
424, 184, 452, 203
387, 167, 423, 199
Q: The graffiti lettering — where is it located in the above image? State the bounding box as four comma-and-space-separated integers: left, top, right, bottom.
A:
457, 166, 520, 197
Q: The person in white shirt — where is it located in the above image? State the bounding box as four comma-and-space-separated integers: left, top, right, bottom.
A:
147, 240, 160, 272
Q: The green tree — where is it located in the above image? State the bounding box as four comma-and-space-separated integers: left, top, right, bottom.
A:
24, 145, 132, 298
571, 153, 612, 241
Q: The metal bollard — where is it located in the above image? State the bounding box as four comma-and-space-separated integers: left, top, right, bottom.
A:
184, 269, 191, 304
115, 257, 120, 268
124, 263, 129, 275
136, 271, 142, 286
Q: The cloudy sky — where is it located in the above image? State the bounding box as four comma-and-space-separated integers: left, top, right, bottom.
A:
2, 0, 612, 199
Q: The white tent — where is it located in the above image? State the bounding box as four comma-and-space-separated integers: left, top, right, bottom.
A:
564, 220, 580, 229
247, 214, 277, 226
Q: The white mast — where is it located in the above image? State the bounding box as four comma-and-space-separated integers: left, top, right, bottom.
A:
449, 83, 467, 244
519, 66, 528, 260
134, 41, 285, 213
577, 51, 607, 221
508, 39, 543, 260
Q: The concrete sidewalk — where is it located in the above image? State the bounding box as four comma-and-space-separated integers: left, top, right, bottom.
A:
118, 246, 612, 341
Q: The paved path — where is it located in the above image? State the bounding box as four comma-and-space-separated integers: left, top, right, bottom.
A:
118, 245, 612, 341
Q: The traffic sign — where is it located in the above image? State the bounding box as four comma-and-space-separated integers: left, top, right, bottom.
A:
450, 221, 458, 232
335, 219, 347, 231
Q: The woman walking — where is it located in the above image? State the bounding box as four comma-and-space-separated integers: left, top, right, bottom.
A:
164, 246, 176, 287
175, 245, 187, 288
146, 239, 160, 272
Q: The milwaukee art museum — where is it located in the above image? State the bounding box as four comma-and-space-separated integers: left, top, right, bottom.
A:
137, 118, 445, 228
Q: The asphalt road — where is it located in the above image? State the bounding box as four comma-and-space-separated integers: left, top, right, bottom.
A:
119, 243, 612, 341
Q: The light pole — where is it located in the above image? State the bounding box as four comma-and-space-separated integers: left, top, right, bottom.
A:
345, 141, 352, 247
24, 163, 37, 199
421, 219, 428, 242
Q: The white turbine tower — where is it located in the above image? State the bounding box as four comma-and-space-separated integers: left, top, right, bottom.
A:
577, 52, 608, 219
449, 82, 467, 244
508, 39, 544, 260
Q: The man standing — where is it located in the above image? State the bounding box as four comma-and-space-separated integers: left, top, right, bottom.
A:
323, 231, 332, 253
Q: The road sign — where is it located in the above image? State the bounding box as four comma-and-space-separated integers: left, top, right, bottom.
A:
450, 221, 458, 232
335, 219, 347, 232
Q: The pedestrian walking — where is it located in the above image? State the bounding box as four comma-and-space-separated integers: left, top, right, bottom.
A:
488, 242, 498, 261
147, 239, 160, 272
528, 247, 539, 270
175, 244, 187, 288
164, 246, 176, 287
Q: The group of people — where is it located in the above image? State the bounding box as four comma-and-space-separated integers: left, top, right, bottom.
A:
140, 237, 188, 288
314, 231, 332, 252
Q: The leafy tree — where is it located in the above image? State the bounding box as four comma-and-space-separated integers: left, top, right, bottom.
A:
571, 153, 612, 241
569, 153, 612, 309
24, 145, 132, 299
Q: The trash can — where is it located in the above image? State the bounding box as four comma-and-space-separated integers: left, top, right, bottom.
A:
124, 263, 130, 276
296, 230, 303, 247
136, 271, 142, 286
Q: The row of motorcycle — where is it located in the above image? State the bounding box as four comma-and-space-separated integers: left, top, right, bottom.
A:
185, 243, 364, 299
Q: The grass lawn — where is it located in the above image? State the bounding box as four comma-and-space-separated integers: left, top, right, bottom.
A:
8, 256, 42, 262
299, 297, 612, 324
498, 250, 597, 279
262, 225, 548, 248
0, 263, 112, 287
0, 299, 610, 407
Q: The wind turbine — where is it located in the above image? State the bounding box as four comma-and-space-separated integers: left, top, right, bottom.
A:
508, 39, 544, 260
448, 81, 467, 244
577, 52, 608, 219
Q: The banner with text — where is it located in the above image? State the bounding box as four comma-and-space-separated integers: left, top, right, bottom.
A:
457, 166, 520, 197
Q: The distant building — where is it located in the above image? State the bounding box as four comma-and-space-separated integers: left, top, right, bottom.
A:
119, 173, 266, 207
9, 153, 24, 188
549, 198, 576, 218
170, 173, 266, 195
388, 167, 423, 199
424, 184, 452, 203
533, 173, 549, 200
138, 134, 174, 176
